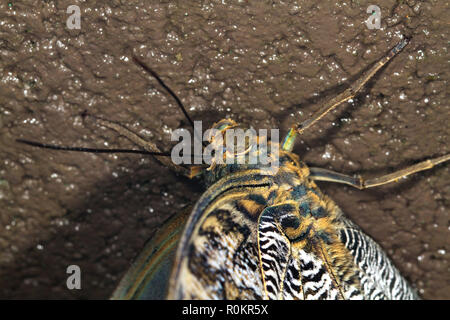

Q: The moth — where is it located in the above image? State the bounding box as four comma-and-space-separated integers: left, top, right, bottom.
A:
19, 37, 449, 300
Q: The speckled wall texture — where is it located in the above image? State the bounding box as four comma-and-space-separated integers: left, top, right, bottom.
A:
0, 0, 448, 299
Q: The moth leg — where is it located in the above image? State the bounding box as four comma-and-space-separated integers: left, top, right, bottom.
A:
309, 153, 450, 189
89, 116, 189, 176
293, 38, 409, 136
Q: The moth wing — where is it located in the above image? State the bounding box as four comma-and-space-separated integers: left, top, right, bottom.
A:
168, 177, 272, 299
257, 211, 291, 299
257, 205, 346, 300
338, 217, 419, 300
111, 208, 190, 300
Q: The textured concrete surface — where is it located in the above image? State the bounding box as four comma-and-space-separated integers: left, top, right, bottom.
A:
0, 0, 448, 299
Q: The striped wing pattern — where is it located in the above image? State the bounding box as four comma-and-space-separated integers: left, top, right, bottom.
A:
168, 164, 419, 300
297, 249, 343, 300
281, 255, 303, 299
236, 209, 418, 300
258, 213, 290, 299
339, 219, 419, 300
257, 207, 346, 300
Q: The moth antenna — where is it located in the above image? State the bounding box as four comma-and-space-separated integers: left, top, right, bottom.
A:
131, 55, 206, 148
16, 139, 172, 156
132, 55, 195, 129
